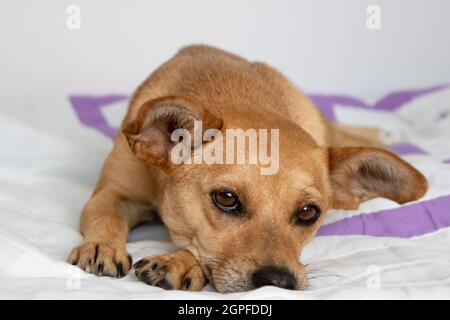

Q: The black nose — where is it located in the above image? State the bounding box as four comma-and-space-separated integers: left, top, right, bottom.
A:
252, 266, 296, 290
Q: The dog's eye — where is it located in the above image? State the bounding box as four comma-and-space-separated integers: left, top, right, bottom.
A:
294, 204, 321, 226
210, 190, 242, 214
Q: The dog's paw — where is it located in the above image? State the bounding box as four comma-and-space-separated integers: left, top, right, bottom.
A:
134, 250, 206, 291
68, 242, 132, 278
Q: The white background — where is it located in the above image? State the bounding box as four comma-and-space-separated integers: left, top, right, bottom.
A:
0, 0, 449, 98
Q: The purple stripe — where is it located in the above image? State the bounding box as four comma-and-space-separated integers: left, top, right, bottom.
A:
309, 85, 448, 121
443, 159, 450, 164
375, 85, 448, 111
308, 95, 368, 121
390, 143, 428, 156
317, 195, 450, 238
69, 95, 128, 139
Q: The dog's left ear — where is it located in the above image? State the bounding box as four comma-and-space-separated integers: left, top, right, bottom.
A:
328, 147, 428, 210
122, 96, 223, 168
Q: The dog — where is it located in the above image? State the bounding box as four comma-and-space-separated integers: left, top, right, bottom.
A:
68, 45, 427, 293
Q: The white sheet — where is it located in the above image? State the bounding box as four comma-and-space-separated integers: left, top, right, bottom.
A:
1, 89, 450, 299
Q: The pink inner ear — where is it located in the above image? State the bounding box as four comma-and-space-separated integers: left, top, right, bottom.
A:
135, 125, 172, 161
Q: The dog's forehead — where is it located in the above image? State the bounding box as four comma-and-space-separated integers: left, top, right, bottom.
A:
197, 161, 324, 199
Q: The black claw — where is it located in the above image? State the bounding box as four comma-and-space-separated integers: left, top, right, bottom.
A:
127, 254, 133, 267
94, 244, 99, 263
156, 278, 173, 290
182, 277, 191, 290
133, 259, 147, 269
117, 263, 124, 277
97, 262, 104, 274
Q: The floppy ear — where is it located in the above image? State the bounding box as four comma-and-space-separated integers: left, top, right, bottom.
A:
122, 96, 223, 167
328, 147, 428, 210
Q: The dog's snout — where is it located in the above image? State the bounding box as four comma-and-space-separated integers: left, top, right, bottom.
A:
252, 266, 296, 290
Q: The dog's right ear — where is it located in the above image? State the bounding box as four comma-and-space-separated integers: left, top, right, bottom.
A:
328, 146, 428, 210
123, 96, 223, 168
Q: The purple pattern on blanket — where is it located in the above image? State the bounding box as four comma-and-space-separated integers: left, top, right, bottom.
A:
317, 195, 450, 238
309, 85, 448, 122
390, 143, 428, 156
310, 85, 448, 157
69, 95, 128, 139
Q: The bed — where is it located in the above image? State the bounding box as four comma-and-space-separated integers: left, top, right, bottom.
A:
1, 85, 449, 299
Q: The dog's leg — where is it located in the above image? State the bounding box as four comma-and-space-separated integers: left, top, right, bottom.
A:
328, 123, 384, 147
68, 187, 147, 277
134, 249, 206, 291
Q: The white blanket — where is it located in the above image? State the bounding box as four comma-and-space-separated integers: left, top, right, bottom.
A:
1, 87, 450, 299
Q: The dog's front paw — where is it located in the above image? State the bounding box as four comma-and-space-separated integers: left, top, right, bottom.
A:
134, 249, 206, 291
68, 242, 132, 278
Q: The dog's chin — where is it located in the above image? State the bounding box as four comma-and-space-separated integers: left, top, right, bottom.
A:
211, 276, 252, 293
202, 265, 252, 293
209, 270, 308, 293
199, 255, 308, 293
209, 268, 308, 293
212, 276, 308, 293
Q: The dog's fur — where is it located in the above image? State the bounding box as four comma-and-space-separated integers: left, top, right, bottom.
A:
68, 45, 428, 292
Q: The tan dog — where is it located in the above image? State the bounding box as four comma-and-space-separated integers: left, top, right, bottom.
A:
68, 45, 427, 293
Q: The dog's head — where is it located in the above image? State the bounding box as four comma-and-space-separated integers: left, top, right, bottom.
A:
124, 96, 428, 293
